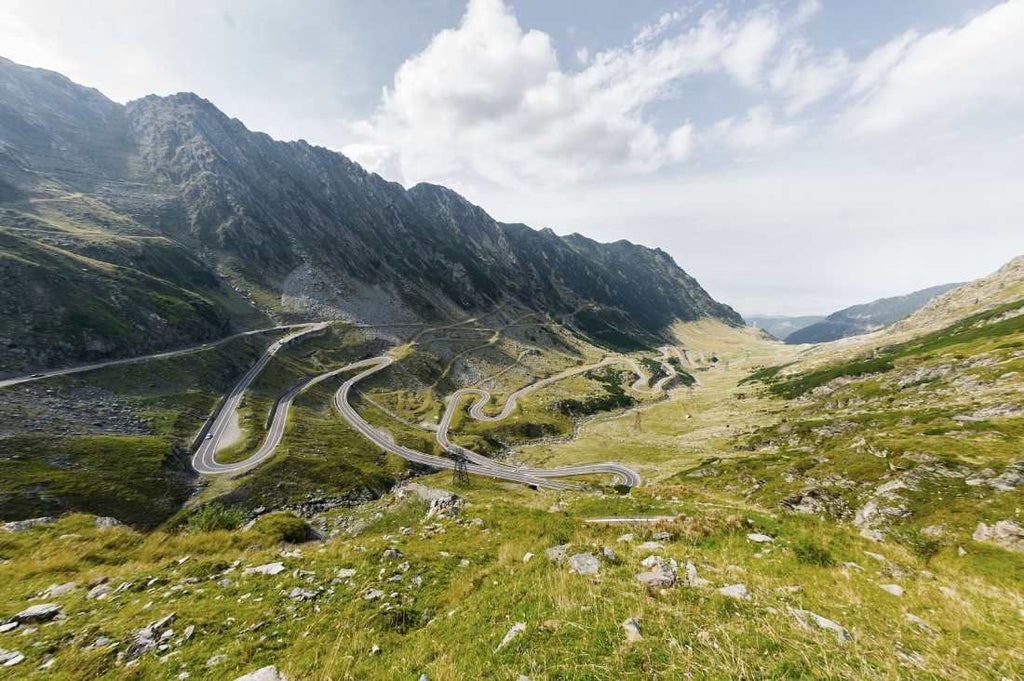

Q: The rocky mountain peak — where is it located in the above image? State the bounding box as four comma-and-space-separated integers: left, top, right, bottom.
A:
0, 55, 127, 185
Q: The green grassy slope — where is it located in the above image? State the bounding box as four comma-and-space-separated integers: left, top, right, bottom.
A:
0, 312, 1020, 679
0, 200, 268, 374
0, 482, 1020, 679
0, 333, 274, 527
700, 297, 1024, 554
0, 325, 415, 527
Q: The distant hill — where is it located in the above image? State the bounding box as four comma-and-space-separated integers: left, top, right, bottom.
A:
746, 315, 825, 340
784, 283, 962, 344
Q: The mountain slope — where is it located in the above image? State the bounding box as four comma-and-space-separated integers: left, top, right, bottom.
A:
785, 283, 961, 344
727, 255, 1024, 549
0, 57, 741, 370
0, 192, 270, 373
888, 256, 1024, 338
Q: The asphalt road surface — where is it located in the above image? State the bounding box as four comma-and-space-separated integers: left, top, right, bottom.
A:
333, 356, 572, 489
191, 324, 327, 474
189, 331, 652, 488
435, 355, 663, 488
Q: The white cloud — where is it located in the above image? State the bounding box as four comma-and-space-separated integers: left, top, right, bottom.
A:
769, 42, 850, 112
789, 0, 822, 28
667, 123, 696, 160
711, 105, 800, 151
842, 0, 1024, 135
0, 15, 72, 76
848, 30, 917, 97
348, 0, 801, 187
721, 12, 780, 87
385, 0, 557, 131
633, 8, 689, 45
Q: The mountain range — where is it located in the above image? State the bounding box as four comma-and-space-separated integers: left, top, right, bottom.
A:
748, 283, 962, 345
0, 56, 741, 374
784, 282, 962, 344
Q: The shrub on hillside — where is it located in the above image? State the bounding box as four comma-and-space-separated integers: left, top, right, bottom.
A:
642, 512, 745, 544
899, 530, 943, 563
184, 504, 247, 533
793, 539, 836, 567
248, 512, 315, 544
555, 367, 636, 416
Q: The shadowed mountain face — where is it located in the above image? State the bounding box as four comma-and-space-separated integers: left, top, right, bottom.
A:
784, 283, 962, 345
0, 57, 741, 371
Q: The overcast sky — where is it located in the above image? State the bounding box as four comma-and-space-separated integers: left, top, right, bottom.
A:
3, 0, 1023, 315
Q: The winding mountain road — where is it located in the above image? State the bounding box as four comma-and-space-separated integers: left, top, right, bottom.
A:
191, 323, 328, 473
3, 306, 656, 487
333, 356, 571, 489
188, 328, 662, 488
0, 323, 321, 389
435, 353, 679, 488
